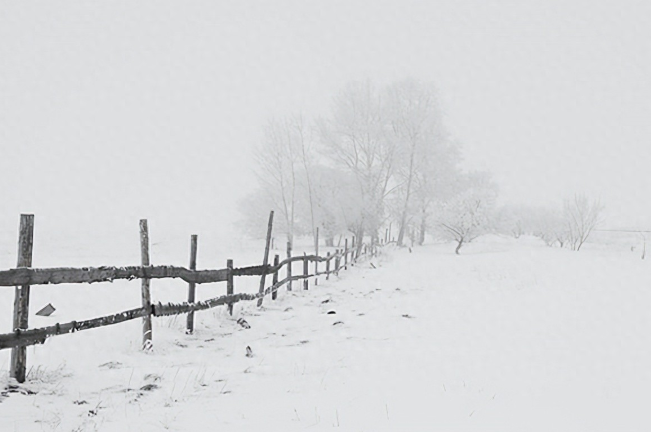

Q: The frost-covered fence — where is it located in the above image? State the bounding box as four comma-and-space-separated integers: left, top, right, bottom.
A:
0, 213, 378, 383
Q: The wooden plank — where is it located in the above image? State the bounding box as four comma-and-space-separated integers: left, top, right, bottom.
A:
227, 259, 234, 315
303, 252, 308, 290
326, 252, 330, 280
286, 241, 292, 291
0, 271, 314, 351
10, 214, 34, 383
271, 255, 279, 300
0, 307, 150, 350
257, 211, 274, 307
344, 238, 348, 270
232, 264, 267, 276
155, 292, 263, 317
229, 253, 332, 278
186, 235, 198, 334
314, 227, 319, 286
335, 249, 340, 275
140, 220, 152, 350
265, 274, 313, 299
0, 265, 229, 286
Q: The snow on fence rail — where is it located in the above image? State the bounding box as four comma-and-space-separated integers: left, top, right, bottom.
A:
0, 212, 382, 383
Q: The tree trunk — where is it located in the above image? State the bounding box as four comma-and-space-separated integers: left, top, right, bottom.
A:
455, 238, 464, 255
397, 143, 417, 247
354, 226, 365, 255
397, 222, 406, 247
418, 217, 426, 246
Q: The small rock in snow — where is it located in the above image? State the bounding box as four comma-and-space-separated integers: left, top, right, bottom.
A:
98, 361, 123, 369
246, 346, 254, 357
140, 384, 158, 392
327, 310, 336, 315
237, 318, 251, 329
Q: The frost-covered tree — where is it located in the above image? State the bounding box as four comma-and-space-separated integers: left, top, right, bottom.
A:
242, 79, 470, 250
246, 117, 305, 246
318, 81, 397, 248
306, 165, 353, 246
433, 172, 497, 254
495, 205, 530, 239
527, 207, 568, 247
564, 194, 604, 251
384, 79, 451, 247
409, 136, 461, 245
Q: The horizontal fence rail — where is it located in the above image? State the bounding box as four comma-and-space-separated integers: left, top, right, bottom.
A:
0, 266, 230, 287
0, 272, 326, 351
0, 212, 389, 383
0, 256, 346, 288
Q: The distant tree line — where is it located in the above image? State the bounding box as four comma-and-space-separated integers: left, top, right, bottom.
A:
495, 194, 604, 251
240, 79, 603, 254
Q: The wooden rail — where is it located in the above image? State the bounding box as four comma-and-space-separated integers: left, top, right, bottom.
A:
0, 213, 386, 383
0, 266, 230, 287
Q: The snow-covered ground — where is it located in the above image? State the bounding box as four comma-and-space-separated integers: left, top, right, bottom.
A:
1, 235, 651, 431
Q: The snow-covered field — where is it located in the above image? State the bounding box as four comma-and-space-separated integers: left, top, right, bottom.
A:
1, 235, 650, 431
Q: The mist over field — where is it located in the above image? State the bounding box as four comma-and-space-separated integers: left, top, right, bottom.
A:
1, 1, 651, 431
1, 1, 650, 244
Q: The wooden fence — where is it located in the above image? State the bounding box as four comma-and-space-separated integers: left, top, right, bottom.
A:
0, 212, 383, 383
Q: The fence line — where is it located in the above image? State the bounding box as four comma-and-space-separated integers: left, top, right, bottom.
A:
0, 213, 385, 383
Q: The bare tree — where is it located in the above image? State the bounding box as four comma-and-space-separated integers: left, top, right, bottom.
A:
564, 194, 604, 251
251, 118, 303, 246
318, 80, 396, 249
294, 115, 319, 252
384, 79, 446, 247
434, 172, 497, 254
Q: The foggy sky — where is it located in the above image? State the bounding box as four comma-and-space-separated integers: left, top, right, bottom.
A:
1, 0, 650, 247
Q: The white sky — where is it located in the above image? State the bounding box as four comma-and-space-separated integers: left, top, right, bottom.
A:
1, 0, 650, 247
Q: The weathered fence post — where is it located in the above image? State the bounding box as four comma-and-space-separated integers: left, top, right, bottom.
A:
286, 241, 292, 291
272, 254, 280, 300
186, 235, 198, 334
227, 259, 234, 315
344, 239, 348, 270
351, 236, 356, 264
303, 252, 309, 290
326, 252, 331, 280
257, 211, 274, 307
314, 227, 319, 286
335, 249, 340, 275
139, 219, 153, 350
10, 214, 34, 383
